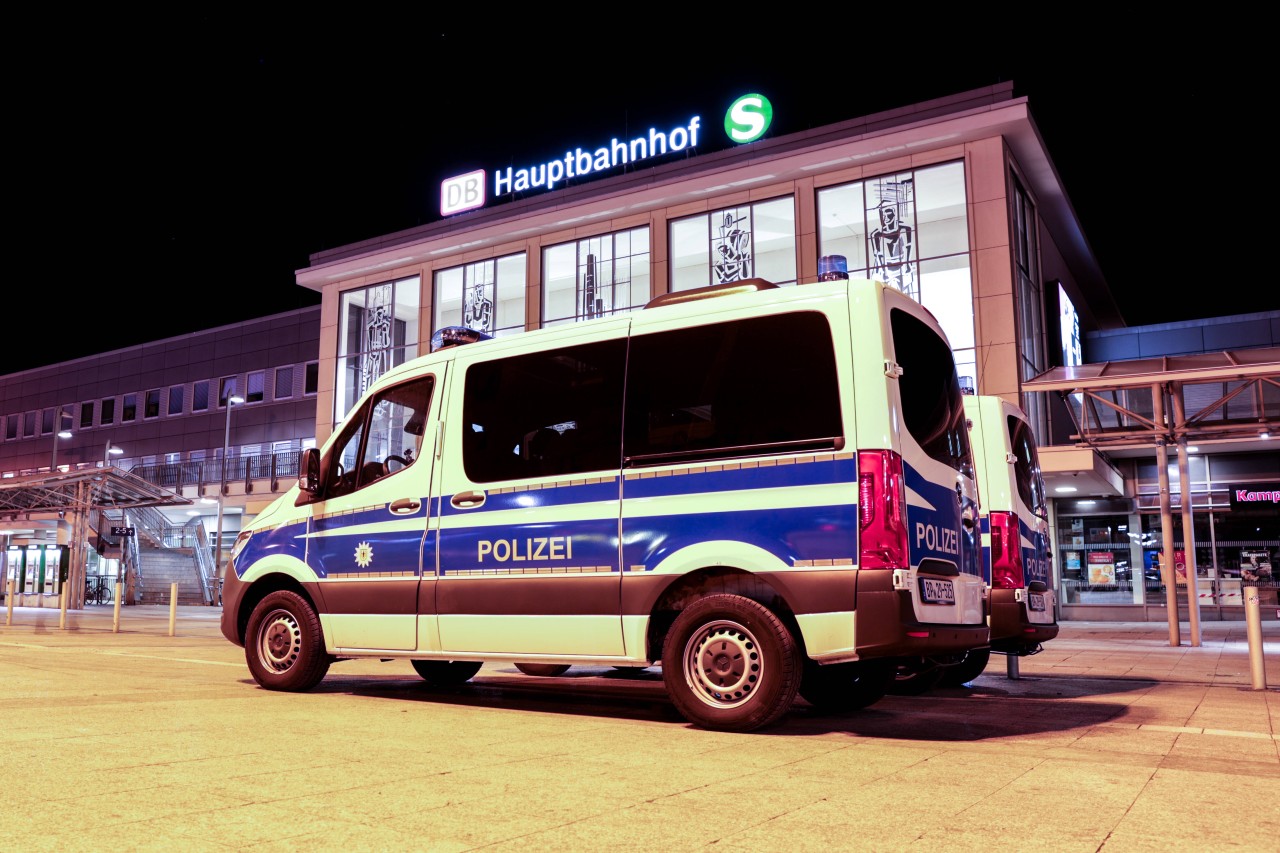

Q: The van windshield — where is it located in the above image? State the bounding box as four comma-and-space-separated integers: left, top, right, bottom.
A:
890, 308, 972, 475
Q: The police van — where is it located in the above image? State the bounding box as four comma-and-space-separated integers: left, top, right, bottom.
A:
933, 394, 1058, 686
219, 277, 987, 732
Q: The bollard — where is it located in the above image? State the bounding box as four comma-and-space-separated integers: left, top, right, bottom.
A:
1244, 587, 1268, 691
1006, 653, 1020, 680
59, 585, 67, 629
5, 579, 13, 625
169, 583, 178, 637
113, 582, 122, 633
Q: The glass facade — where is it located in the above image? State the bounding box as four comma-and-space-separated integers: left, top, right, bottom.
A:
336, 275, 421, 423
670, 197, 796, 291
1057, 453, 1280, 609
542, 228, 651, 327
817, 162, 975, 388
433, 256, 526, 341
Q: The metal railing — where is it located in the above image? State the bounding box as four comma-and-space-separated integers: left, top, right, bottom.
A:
190, 518, 216, 605
131, 449, 300, 496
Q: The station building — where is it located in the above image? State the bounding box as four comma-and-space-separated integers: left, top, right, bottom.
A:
2, 83, 1276, 620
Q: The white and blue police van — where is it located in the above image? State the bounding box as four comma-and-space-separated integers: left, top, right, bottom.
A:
933, 394, 1058, 686
220, 277, 987, 732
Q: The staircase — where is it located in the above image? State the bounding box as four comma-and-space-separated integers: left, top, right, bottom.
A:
136, 545, 209, 605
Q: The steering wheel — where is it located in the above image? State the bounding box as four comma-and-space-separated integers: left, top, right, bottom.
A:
385, 454, 409, 471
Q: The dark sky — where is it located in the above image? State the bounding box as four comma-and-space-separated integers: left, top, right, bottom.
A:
9, 15, 1266, 375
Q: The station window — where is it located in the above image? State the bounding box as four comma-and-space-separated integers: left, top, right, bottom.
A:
817, 161, 975, 391
145, 389, 161, 419
193, 381, 209, 412
335, 276, 422, 423
433, 258, 523, 338
246, 370, 265, 403
41, 409, 54, 435
101, 398, 115, 425
122, 394, 137, 422
542, 228, 651, 327
24, 412, 36, 438
6, 414, 17, 441
304, 362, 318, 395
275, 366, 294, 399
168, 385, 184, 416
80, 401, 94, 429
219, 376, 238, 406
670, 197, 796, 292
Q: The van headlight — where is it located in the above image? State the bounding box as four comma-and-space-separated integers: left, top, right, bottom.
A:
229, 531, 252, 564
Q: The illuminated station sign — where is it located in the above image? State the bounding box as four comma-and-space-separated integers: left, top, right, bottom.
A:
441, 93, 773, 217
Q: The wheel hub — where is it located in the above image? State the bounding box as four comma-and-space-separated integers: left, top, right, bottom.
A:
257, 609, 301, 672
684, 620, 761, 709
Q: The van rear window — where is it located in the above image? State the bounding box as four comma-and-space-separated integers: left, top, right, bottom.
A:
1007, 414, 1048, 517
624, 312, 843, 464
890, 308, 972, 473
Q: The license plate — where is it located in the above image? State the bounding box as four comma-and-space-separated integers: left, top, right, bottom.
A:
1028, 592, 1046, 612
919, 578, 955, 604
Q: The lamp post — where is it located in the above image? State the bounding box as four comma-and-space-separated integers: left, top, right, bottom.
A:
104, 441, 123, 466
213, 395, 245, 582
50, 407, 72, 473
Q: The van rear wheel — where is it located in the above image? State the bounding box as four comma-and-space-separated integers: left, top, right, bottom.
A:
245, 590, 330, 692
662, 594, 800, 732
799, 659, 892, 711
936, 648, 991, 687
411, 660, 483, 685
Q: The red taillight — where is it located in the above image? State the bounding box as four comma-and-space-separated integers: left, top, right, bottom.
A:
990, 510, 1024, 589
858, 449, 908, 569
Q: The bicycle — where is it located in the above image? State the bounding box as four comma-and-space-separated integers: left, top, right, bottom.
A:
83, 576, 113, 606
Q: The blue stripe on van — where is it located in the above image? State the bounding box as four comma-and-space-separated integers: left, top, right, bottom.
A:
308, 503, 430, 579
232, 518, 309, 579
905, 465, 981, 577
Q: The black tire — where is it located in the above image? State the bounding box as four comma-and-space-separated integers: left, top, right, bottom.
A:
411, 659, 483, 686
799, 659, 893, 711
936, 648, 991, 687
886, 659, 943, 695
244, 590, 330, 691
514, 663, 571, 677
661, 594, 800, 732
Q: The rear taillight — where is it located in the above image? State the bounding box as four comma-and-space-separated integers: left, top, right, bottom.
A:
989, 510, 1025, 589
858, 449, 908, 569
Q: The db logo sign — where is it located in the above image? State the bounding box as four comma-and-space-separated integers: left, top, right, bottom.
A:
441, 169, 486, 216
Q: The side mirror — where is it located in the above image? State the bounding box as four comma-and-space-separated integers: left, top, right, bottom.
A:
295, 448, 321, 505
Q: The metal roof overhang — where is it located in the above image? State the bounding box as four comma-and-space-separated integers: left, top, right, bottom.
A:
0, 466, 191, 516
1023, 348, 1280, 496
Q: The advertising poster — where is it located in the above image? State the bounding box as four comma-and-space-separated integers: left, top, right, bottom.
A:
1241, 550, 1273, 582
1088, 551, 1115, 585
1065, 551, 1082, 576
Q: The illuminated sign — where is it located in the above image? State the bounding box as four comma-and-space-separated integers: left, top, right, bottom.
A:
439, 92, 773, 217
441, 169, 486, 216
1059, 282, 1081, 367
1233, 488, 1279, 504
725, 93, 773, 144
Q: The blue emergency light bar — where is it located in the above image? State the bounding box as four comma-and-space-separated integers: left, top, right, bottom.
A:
430, 326, 493, 352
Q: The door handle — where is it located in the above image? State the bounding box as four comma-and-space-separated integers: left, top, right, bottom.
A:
389, 498, 421, 515
451, 490, 486, 509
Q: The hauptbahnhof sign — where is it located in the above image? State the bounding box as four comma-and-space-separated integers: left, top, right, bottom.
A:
440, 93, 773, 217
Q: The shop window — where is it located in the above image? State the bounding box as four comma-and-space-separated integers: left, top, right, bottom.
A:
1057, 511, 1141, 606
337, 276, 422, 424
122, 394, 136, 422
275, 366, 294, 399
542, 228, 651, 327
80, 401, 94, 428
101, 398, 115, 425
168, 385, 184, 416
670, 197, 795, 292
193, 381, 209, 412
145, 389, 161, 419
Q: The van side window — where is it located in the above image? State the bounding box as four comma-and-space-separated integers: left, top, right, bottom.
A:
462, 339, 626, 483
327, 376, 434, 498
625, 312, 843, 465
891, 308, 973, 474
1007, 414, 1048, 517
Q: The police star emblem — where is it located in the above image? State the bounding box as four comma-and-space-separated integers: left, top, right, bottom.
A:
354, 541, 374, 568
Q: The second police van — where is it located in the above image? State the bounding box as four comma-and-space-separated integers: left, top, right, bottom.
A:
219, 277, 988, 732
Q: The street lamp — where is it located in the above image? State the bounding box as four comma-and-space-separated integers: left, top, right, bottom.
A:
50, 407, 72, 473
104, 441, 124, 466
213, 395, 245, 582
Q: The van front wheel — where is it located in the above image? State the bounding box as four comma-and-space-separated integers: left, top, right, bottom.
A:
662, 594, 800, 732
245, 590, 330, 692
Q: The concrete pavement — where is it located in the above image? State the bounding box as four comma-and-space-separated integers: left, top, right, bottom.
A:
1, 603, 1277, 851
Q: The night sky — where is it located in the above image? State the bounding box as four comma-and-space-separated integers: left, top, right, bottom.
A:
8, 14, 1264, 374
